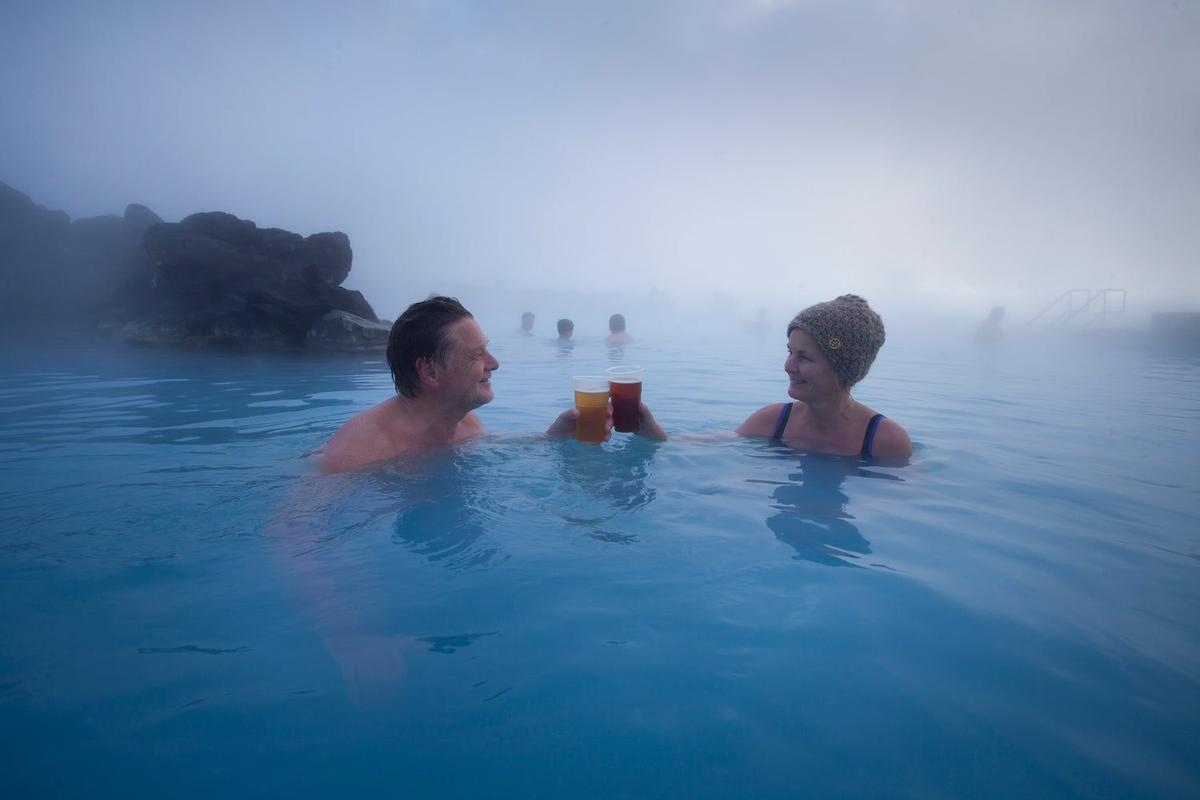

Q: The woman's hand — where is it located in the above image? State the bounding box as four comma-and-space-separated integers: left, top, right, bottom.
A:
633, 402, 668, 441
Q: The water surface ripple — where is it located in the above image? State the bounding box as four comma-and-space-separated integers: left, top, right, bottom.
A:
1, 334, 1197, 799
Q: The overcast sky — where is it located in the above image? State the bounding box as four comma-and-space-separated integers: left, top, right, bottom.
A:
2, 0, 1197, 321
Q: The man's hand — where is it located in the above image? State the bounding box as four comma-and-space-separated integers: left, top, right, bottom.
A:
546, 406, 613, 443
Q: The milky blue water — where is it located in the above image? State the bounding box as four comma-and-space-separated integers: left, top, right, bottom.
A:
1, 322, 1198, 798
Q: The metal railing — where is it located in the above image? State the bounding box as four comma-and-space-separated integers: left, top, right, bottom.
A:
1028, 289, 1126, 329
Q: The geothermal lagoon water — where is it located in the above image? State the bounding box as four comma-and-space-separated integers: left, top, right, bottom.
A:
1, 320, 1198, 798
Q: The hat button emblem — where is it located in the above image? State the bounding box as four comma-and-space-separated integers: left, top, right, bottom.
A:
828, 337, 841, 350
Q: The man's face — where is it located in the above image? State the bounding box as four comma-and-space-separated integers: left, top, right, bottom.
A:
439, 318, 500, 410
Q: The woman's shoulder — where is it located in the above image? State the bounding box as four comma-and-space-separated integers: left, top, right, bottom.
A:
736, 402, 788, 437
870, 415, 912, 458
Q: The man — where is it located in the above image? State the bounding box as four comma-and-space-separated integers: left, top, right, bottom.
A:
557, 318, 574, 341
517, 311, 535, 335
606, 313, 633, 344
321, 297, 610, 473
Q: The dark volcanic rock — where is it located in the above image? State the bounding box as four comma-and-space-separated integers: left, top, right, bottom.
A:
0, 181, 155, 324
124, 203, 163, 232
126, 212, 377, 349
307, 310, 392, 352
2, 180, 385, 351
145, 212, 353, 290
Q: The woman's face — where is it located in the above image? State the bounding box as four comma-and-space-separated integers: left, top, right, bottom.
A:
785, 328, 843, 400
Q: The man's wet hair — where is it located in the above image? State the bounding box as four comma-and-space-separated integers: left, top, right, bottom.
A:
387, 296, 473, 398
608, 313, 626, 332
557, 318, 574, 335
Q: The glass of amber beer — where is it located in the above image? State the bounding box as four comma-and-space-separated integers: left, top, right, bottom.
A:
573, 376, 609, 444
606, 366, 643, 433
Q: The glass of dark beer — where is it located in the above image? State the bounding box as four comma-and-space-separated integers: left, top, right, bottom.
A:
606, 366, 643, 433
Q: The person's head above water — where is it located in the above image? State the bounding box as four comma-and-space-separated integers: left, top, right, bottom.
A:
322, 296, 503, 472
519, 311, 535, 333
608, 313, 626, 333
387, 296, 497, 406
787, 294, 885, 390
325, 296, 663, 472
737, 294, 908, 458
557, 318, 574, 338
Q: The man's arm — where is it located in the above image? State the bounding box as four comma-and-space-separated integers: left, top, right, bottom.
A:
545, 407, 612, 442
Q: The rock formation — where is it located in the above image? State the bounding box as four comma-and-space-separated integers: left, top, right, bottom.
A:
0, 182, 159, 326
0, 180, 389, 351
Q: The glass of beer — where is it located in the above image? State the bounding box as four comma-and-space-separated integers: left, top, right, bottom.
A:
573, 376, 609, 444
606, 366, 643, 433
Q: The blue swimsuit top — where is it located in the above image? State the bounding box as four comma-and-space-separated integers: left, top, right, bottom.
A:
770, 402, 885, 459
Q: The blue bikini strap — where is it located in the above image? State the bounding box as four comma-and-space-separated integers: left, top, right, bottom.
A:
771, 402, 793, 441
861, 414, 885, 458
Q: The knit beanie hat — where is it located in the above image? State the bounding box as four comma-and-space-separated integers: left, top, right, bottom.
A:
787, 295, 885, 388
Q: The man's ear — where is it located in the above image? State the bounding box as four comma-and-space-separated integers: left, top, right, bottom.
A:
416, 357, 439, 389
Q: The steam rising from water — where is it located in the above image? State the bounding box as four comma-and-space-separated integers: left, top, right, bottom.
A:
2, 1, 1197, 323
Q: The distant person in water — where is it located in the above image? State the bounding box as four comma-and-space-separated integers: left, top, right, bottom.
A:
974, 305, 1005, 348
557, 318, 574, 341
517, 311, 535, 335
321, 297, 609, 472
736, 295, 911, 459
606, 313, 633, 344
745, 307, 772, 334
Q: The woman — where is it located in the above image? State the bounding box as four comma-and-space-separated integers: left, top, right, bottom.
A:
737, 295, 911, 459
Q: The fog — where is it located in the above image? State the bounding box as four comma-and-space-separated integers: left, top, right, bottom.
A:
3, 0, 1197, 326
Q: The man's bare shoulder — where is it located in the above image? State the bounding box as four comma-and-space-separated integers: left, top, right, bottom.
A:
459, 411, 486, 437
320, 400, 406, 473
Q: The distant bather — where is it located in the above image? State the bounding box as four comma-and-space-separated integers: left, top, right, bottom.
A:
974, 306, 1005, 348
518, 311, 535, 335
606, 313, 632, 345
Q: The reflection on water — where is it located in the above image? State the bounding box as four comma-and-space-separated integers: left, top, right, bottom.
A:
380, 437, 660, 566
755, 449, 903, 567
3, 341, 1199, 797
551, 438, 658, 544
382, 449, 508, 571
